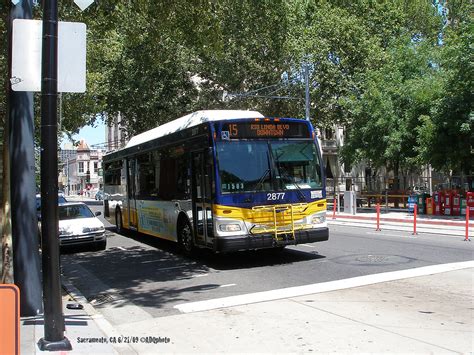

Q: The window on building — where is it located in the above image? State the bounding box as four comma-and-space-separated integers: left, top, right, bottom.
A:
94, 162, 99, 173
78, 162, 84, 173
325, 128, 334, 140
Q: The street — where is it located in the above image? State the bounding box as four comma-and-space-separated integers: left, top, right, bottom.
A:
60, 203, 473, 323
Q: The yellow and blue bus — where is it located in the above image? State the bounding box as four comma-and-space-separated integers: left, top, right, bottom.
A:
103, 110, 328, 254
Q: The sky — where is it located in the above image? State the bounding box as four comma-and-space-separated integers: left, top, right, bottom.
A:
61, 121, 106, 149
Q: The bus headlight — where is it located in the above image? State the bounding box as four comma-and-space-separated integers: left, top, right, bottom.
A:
311, 214, 326, 225
218, 223, 242, 232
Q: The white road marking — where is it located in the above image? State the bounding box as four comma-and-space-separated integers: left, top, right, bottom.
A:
298, 244, 316, 248
115, 246, 126, 250
219, 284, 236, 288
366, 231, 417, 238
193, 273, 209, 278
174, 260, 474, 313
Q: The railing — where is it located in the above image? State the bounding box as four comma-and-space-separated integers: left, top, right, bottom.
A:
250, 203, 309, 242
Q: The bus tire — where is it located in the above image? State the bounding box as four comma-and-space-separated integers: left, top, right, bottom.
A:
178, 219, 194, 256
115, 208, 123, 234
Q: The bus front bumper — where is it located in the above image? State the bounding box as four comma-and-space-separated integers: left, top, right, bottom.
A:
214, 227, 329, 253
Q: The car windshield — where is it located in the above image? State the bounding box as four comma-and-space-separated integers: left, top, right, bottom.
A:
59, 204, 95, 220
36, 195, 67, 210
216, 140, 322, 194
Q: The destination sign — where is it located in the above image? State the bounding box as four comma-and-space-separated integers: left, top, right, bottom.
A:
221, 121, 311, 139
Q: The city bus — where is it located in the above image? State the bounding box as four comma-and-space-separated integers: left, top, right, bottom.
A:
103, 110, 328, 254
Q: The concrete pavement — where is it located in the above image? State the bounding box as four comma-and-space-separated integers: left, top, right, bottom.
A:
19, 205, 474, 353
20, 262, 473, 354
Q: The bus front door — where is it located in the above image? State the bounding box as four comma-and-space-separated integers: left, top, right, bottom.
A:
192, 150, 214, 247
126, 158, 138, 230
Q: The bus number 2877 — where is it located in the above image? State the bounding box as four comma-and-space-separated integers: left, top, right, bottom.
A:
267, 193, 285, 201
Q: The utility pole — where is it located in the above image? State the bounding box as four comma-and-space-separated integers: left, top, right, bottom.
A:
8, 0, 43, 316
304, 62, 310, 122
67, 158, 70, 196
37, 0, 71, 351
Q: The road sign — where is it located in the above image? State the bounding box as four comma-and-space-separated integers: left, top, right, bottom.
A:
11, 19, 87, 92
74, 0, 94, 11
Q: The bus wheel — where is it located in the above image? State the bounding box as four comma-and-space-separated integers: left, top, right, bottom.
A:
178, 220, 194, 256
115, 209, 123, 233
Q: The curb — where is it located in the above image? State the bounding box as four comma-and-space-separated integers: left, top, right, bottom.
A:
61, 279, 134, 354
326, 213, 473, 227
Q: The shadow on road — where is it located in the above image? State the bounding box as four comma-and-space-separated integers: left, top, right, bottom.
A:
60, 229, 327, 312
112, 228, 327, 270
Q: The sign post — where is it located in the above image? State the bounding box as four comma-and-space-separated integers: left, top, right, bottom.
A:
37, 0, 71, 351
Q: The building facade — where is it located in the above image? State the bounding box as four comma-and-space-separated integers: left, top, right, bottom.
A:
106, 112, 128, 152
58, 140, 104, 196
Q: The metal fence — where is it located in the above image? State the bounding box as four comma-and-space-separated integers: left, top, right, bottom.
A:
326, 175, 473, 212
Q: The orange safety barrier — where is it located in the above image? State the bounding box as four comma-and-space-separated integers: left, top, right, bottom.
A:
375, 203, 381, 231
413, 204, 418, 235
466, 207, 471, 242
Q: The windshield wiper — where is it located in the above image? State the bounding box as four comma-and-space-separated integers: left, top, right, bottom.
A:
277, 166, 307, 202
252, 168, 270, 192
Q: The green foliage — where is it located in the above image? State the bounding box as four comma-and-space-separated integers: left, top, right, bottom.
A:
0, 0, 471, 174
423, 18, 473, 174
341, 36, 444, 175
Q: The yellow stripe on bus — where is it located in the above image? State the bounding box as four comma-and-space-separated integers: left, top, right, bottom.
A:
213, 200, 326, 222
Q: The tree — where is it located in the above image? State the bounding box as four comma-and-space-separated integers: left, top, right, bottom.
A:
285, 0, 440, 132
340, 37, 444, 180
418, 10, 473, 175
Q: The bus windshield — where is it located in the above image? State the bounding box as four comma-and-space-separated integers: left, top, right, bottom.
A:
216, 140, 322, 194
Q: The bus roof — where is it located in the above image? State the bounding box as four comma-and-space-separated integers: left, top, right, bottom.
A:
125, 110, 264, 149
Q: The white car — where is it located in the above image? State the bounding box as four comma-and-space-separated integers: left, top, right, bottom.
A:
57, 202, 107, 250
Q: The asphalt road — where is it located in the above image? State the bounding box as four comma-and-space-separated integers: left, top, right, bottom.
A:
60, 203, 473, 321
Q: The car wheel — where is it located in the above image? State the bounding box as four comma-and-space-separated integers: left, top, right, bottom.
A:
95, 240, 107, 251
115, 209, 123, 233
178, 220, 194, 256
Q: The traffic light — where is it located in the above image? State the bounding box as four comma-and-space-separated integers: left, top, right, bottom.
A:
86, 169, 90, 183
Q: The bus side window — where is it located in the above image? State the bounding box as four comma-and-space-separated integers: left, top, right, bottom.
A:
159, 153, 176, 201
176, 155, 190, 199
137, 153, 158, 199
205, 152, 214, 199
152, 151, 161, 197
104, 161, 122, 186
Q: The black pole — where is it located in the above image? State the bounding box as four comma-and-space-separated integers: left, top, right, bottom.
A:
37, 0, 71, 351
8, 0, 43, 317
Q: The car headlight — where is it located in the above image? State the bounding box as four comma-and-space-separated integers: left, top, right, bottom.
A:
311, 214, 326, 225
59, 228, 73, 236
218, 223, 242, 232
83, 226, 105, 233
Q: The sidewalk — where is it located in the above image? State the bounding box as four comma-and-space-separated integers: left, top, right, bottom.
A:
20, 289, 117, 354
327, 209, 472, 237
21, 262, 474, 353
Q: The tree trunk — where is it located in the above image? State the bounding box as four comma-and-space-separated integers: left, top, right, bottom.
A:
393, 159, 400, 208
1, 91, 12, 284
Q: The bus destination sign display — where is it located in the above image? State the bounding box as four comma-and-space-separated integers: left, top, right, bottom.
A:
221, 121, 310, 139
